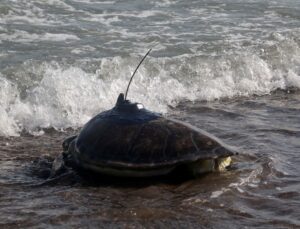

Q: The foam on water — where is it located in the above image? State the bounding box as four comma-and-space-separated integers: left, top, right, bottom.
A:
0, 31, 80, 43
0, 0, 300, 136
0, 0, 75, 27
1, 40, 299, 136
0, 77, 21, 136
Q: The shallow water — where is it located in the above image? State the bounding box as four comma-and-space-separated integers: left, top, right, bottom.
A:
1, 91, 299, 228
0, 0, 300, 228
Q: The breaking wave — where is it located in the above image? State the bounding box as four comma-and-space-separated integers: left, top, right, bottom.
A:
1, 34, 299, 136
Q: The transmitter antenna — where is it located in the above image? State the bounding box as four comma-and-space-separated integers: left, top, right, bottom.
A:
124, 49, 152, 100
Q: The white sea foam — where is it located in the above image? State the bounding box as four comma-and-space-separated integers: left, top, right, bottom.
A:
153, 0, 176, 7
71, 46, 96, 54
0, 2, 49, 26
0, 31, 80, 43
210, 188, 229, 198
0, 9, 299, 137
0, 44, 299, 137
71, 0, 115, 3
0, 77, 21, 136
0, 0, 75, 27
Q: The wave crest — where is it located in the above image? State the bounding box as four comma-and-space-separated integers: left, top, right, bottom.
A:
1, 41, 299, 136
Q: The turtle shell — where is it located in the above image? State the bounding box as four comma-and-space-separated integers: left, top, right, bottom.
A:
68, 94, 236, 175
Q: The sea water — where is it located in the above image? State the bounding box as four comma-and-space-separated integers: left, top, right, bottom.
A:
0, 0, 299, 228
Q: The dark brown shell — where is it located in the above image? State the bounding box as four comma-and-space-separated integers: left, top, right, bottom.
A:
66, 94, 236, 170
73, 116, 235, 169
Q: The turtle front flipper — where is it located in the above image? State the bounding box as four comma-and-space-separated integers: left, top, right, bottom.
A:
49, 154, 66, 178
62, 135, 77, 151
61, 135, 80, 172
49, 136, 78, 179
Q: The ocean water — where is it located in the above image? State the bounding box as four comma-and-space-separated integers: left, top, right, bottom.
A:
0, 0, 299, 228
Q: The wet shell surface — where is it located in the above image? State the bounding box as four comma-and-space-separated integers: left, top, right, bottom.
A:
62, 94, 237, 177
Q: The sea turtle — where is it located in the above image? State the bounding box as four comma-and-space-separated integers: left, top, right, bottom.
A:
57, 49, 237, 178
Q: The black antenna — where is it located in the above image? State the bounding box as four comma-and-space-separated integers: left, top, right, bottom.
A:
124, 49, 152, 100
